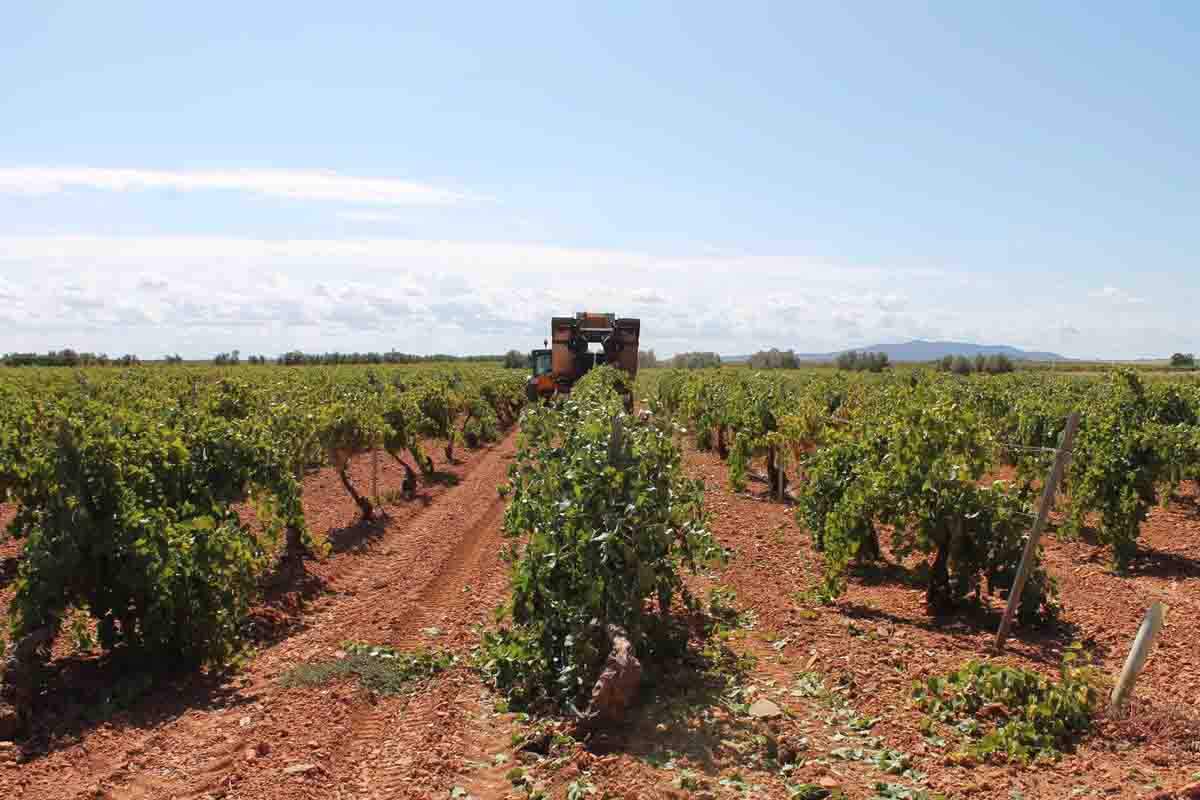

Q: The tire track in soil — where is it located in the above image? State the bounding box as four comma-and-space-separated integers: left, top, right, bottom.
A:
163, 430, 520, 800
1, 432, 521, 800
331, 453, 518, 800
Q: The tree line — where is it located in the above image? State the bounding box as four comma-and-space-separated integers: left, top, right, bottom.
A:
2, 350, 141, 367
272, 351, 509, 366
936, 353, 1015, 375
835, 350, 890, 372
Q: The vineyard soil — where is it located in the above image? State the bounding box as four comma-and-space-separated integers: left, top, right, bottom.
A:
1, 432, 1198, 798
0, 433, 520, 799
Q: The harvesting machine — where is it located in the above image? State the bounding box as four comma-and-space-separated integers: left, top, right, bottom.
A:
526, 312, 640, 403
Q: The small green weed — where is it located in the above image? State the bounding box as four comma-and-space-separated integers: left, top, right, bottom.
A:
566, 778, 597, 799
68, 608, 98, 652
707, 585, 756, 632
787, 785, 847, 800
871, 783, 945, 800
674, 769, 703, 790
912, 648, 1098, 763
281, 642, 456, 695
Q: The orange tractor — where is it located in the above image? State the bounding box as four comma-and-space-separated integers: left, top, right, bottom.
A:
526, 312, 641, 404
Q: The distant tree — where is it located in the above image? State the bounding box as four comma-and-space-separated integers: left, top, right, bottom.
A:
116, 354, 140, 367
165, 354, 184, 364
936, 352, 1013, 375
983, 353, 1014, 374
502, 349, 529, 369
1170, 352, 1196, 368
670, 352, 722, 369
2, 349, 115, 367
638, 349, 659, 369
273, 350, 506, 366
749, 348, 799, 369
836, 351, 889, 372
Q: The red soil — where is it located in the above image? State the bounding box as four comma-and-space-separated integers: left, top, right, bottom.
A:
1, 436, 1197, 799
0, 435, 520, 799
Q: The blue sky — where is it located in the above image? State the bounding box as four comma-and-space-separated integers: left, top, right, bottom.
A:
1, 2, 1196, 358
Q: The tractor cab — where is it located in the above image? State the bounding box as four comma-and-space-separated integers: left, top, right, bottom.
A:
531, 348, 552, 377
526, 348, 554, 401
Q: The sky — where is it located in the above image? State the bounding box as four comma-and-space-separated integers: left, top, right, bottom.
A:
1, 2, 1197, 360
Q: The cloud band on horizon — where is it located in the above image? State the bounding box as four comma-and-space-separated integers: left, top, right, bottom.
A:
0, 166, 468, 206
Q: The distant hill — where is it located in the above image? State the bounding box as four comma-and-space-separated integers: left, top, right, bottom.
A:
793, 340, 1065, 363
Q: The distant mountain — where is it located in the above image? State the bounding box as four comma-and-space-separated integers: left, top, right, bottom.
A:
792, 340, 1067, 362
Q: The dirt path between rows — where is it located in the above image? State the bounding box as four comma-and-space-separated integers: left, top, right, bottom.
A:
0, 431, 523, 800
9, 425, 1196, 799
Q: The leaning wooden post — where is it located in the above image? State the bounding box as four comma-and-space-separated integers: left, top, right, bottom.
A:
372, 449, 380, 510
777, 449, 785, 501
995, 411, 1080, 649
1110, 602, 1167, 715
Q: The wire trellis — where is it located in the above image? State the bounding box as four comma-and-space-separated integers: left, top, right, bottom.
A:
994, 441, 1068, 455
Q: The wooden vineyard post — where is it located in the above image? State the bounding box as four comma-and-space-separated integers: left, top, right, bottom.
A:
777, 450, 785, 502
995, 411, 1080, 649
1110, 602, 1167, 715
372, 449, 380, 511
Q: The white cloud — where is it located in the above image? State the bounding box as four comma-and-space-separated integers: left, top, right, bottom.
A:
137, 273, 169, 291
336, 209, 417, 222
0, 234, 1192, 359
1090, 286, 1147, 306
0, 166, 467, 206
872, 292, 907, 312
831, 308, 863, 334
631, 288, 667, 304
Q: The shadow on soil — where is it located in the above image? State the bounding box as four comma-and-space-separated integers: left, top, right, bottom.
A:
580, 650, 752, 778
12, 557, 330, 760
422, 470, 461, 488
844, 556, 1091, 657
849, 558, 927, 590
1123, 546, 1200, 580
13, 657, 253, 763
567, 610, 762, 782
1100, 699, 1200, 754
0, 555, 18, 591
326, 516, 390, 554
837, 598, 1094, 666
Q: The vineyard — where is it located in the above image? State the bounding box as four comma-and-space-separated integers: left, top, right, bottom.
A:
0, 363, 1198, 799
0, 364, 526, 722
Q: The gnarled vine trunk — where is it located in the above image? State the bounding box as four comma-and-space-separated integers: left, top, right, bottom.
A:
283, 524, 307, 561
766, 446, 788, 501
580, 624, 642, 729
389, 452, 419, 499
856, 523, 882, 563
0, 623, 59, 739
927, 517, 962, 610
338, 465, 374, 521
